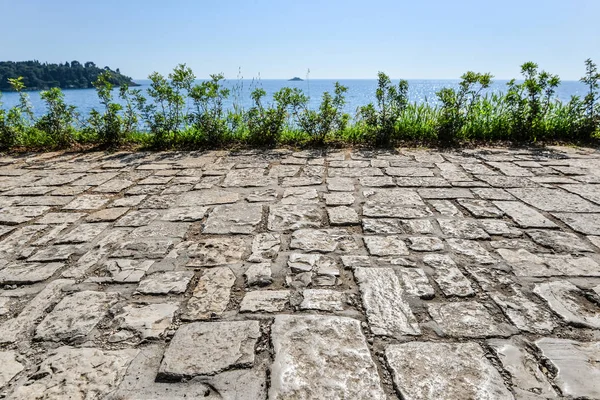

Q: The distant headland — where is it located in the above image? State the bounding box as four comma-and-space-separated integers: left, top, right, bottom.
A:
288, 77, 304, 81
0, 60, 139, 91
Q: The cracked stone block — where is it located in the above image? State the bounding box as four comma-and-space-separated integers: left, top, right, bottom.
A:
111, 194, 147, 207
488, 338, 557, 399
244, 263, 273, 286
423, 254, 474, 297
472, 188, 514, 200
0, 262, 63, 284
534, 280, 600, 328
86, 207, 129, 222
222, 169, 276, 187
428, 301, 518, 338
446, 239, 496, 264
28, 244, 83, 262
35, 290, 119, 342
268, 205, 323, 231
535, 338, 600, 399
97, 259, 155, 283
130, 221, 190, 239
0, 279, 74, 344
508, 187, 600, 212
327, 177, 354, 191
0, 206, 51, 225
362, 218, 405, 234
290, 229, 357, 253
438, 219, 489, 240
247, 188, 278, 203
429, 200, 463, 217
526, 229, 593, 252
354, 267, 420, 336
403, 219, 435, 234
363, 189, 432, 218
248, 232, 280, 262
269, 315, 386, 400
37, 212, 85, 224
111, 238, 175, 259
359, 176, 395, 187
457, 199, 504, 217
476, 175, 537, 188
158, 321, 260, 379
10, 347, 138, 400
139, 194, 179, 209
385, 342, 513, 400
552, 212, 600, 235
493, 201, 557, 228
406, 236, 444, 252
93, 179, 134, 193
281, 187, 319, 204
203, 204, 263, 234
467, 266, 557, 333
0, 350, 24, 389
177, 189, 240, 206
479, 220, 522, 237
327, 206, 359, 225
299, 289, 345, 311
498, 248, 600, 277
183, 267, 235, 320
112, 302, 179, 340
114, 209, 162, 227
240, 290, 290, 312
136, 271, 195, 294
63, 195, 110, 210
364, 235, 409, 256
184, 238, 247, 267
160, 206, 208, 222
56, 222, 109, 244
324, 192, 354, 206
398, 268, 435, 299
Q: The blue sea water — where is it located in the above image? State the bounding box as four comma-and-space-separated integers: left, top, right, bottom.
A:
0, 79, 590, 120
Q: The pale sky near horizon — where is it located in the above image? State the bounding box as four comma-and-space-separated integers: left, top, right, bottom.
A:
2, 0, 599, 80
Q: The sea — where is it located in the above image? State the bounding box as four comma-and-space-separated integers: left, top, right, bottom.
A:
0, 79, 590, 120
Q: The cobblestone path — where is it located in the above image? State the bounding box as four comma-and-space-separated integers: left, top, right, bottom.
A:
1, 147, 599, 399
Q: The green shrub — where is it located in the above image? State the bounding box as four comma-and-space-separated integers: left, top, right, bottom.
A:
246, 87, 303, 145
35, 87, 77, 147
188, 73, 230, 145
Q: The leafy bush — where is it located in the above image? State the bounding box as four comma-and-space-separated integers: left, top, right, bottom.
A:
246, 87, 303, 145
1, 77, 35, 149
358, 72, 409, 145
188, 74, 230, 144
34, 87, 77, 147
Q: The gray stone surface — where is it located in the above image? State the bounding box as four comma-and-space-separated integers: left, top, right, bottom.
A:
364, 235, 409, 256
385, 342, 513, 400
0, 262, 63, 284
535, 338, 600, 399
270, 315, 386, 400
423, 254, 474, 297
268, 205, 323, 231
203, 204, 263, 234
534, 280, 600, 328
552, 212, 600, 235
183, 267, 235, 320
0, 350, 23, 389
112, 302, 179, 340
240, 290, 290, 312
137, 271, 195, 294
354, 267, 420, 336
35, 290, 118, 342
299, 289, 345, 311
158, 321, 260, 379
494, 201, 557, 228
327, 206, 359, 225
428, 301, 517, 337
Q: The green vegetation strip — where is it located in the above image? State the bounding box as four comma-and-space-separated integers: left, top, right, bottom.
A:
1, 60, 599, 151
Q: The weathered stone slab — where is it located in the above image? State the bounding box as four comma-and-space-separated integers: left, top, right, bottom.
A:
244, 262, 273, 286
113, 302, 179, 340
428, 301, 517, 337
354, 267, 420, 336
203, 204, 263, 234
0, 262, 63, 284
417, 188, 473, 199
184, 238, 247, 267
183, 267, 235, 320
362, 218, 404, 234
472, 188, 514, 200
385, 342, 513, 400
281, 187, 319, 204
488, 338, 557, 399
398, 267, 435, 299
222, 168, 276, 187
423, 254, 474, 297
526, 229, 593, 252
270, 315, 386, 400
476, 175, 538, 187
406, 236, 444, 251
457, 199, 504, 217
324, 192, 354, 206
359, 176, 395, 187
137, 271, 195, 294
299, 289, 345, 311
467, 266, 556, 333
0, 350, 24, 389
395, 177, 450, 187
240, 290, 290, 312
535, 338, 600, 399
328, 167, 383, 177
10, 347, 138, 400
86, 207, 129, 222
363, 189, 432, 218
160, 206, 208, 222
446, 239, 496, 264
63, 194, 110, 210
552, 212, 600, 235
364, 235, 409, 256
326, 177, 354, 191
28, 244, 83, 262
130, 221, 189, 239
56, 222, 109, 244
327, 206, 359, 225
559, 183, 600, 204
429, 200, 463, 216
248, 232, 280, 262
246, 188, 278, 203
290, 229, 357, 253
177, 189, 240, 206
494, 201, 557, 228
158, 321, 260, 379
35, 290, 118, 342
534, 280, 600, 328
114, 209, 162, 227
268, 205, 323, 231
438, 219, 490, 240
0, 206, 50, 224
93, 179, 134, 193
386, 167, 434, 177
0, 280, 75, 344
508, 187, 600, 212
111, 194, 147, 207
96, 259, 155, 283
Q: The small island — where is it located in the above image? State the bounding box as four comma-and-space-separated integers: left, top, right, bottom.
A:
0, 60, 139, 91
288, 77, 304, 81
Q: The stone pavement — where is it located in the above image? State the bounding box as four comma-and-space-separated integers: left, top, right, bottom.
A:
0, 147, 599, 399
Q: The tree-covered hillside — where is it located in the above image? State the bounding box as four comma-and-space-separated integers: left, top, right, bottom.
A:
0, 60, 138, 91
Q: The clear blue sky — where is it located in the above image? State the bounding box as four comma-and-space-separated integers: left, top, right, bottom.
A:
3, 0, 599, 80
